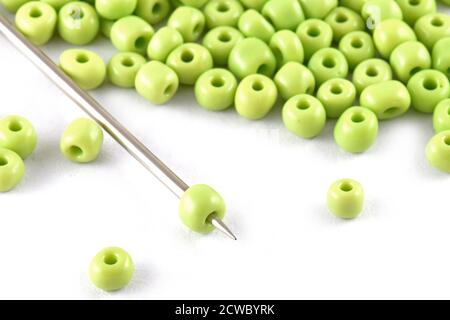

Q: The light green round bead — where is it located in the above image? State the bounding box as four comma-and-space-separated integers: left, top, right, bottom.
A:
327, 178, 365, 219
89, 247, 135, 292
135, 61, 179, 104
60, 118, 103, 163
325, 6, 365, 43
147, 27, 183, 62
298, 0, 337, 19
239, 0, 267, 10
166, 43, 213, 85
274, 62, 315, 101
296, 19, 333, 61
95, 0, 137, 20
261, 0, 305, 31
372, 19, 417, 59
204, 0, 244, 29
433, 99, 450, 133
395, 0, 436, 26
426, 130, 450, 173
352, 58, 393, 94
360, 80, 411, 120
339, 0, 366, 13
433, 37, 450, 80
179, 0, 208, 7
110, 16, 154, 55
135, 0, 171, 25
307, 48, 349, 86
282, 94, 326, 139
203, 26, 244, 66
238, 9, 275, 43
0, 115, 37, 160
195, 68, 237, 111
415, 13, 450, 51
167, 6, 205, 42
235, 74, 278, 120
338, 31, 375, 70
179, 184, 226, 234
0, 148, 25, 193
0, 0, 32, 12
100, 18, 115, 39
60, 49, 106, 90
107, 52, 146, 88
58, 1, 99, 45
362, 0, 403, 26
334, 106, 378, 153
390, 41, 431, 84
40, 0, 73, 10
269, 30, 304, 68
317, 78, 356, 119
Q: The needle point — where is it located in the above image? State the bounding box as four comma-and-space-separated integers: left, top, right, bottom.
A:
209, 216, 237, 241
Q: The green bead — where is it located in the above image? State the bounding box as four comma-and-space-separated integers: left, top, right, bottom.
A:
135, 0, 171, 25
239, 0, 267, 10
317, 78, 356, 118
99, 18, 114, 38
235, 74, 278, 120
179, 0, 207, 7
15, 1, 57, 46
203, 26, 244, 66
167, 6, 205, 42
269, 30, 304, 68
107, 52, 146, 88
261, 0, 305, 31
324, 7, 365, 43
327, 178, 364, 219
0, 115, 37, 160
59, 49, 106, 90
147, 26, 183, 62
339, 0, 366, 13
296, 19, 333, 61
89, 247, 135, 292
433, 37, 450, 80
0, 0, 31, 12
407, 70, 450, 114
415, 13, 450, 51
95, 0, 137, 20
0, 148, 25, 193
274, 62, 315, 101
40, 0, 72, 10
179, 184, 226, 234
360, 80, 411, 120
338, 31, 375, 70
110, 16, 154, 55
334, 106, 378, 153
298, 0, 337, 19
60, 118, 103, 163
58, 2, 99, 45
395, 0, 436, 26
362, 0, 403, 27
390, 41, 431, 83
204, 0, 244, 29
352, 58, 393, 94
372, 19, 416, 59
166, 43, 213, 85
195, 68, 237, 111
228, 37, 276, 79
426, 130, 450, 173
307, 48, 349, 86
135, 61, 179, 104
433, 99, 450, 133
238, 9, 275, 42
282, 94, 326, 138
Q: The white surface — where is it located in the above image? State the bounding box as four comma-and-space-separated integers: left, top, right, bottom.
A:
1, 5, 450, 300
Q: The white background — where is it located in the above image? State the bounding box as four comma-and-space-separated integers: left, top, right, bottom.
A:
0, 4, 450, 300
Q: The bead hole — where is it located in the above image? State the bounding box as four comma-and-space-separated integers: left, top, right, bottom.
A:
193, 23, 202, 35
70, 8, 84, 20
164, 84, 174, 96
335, 13, 348, 23
76, 54, 89, 64
211, 77, 225, 88
423, 78, 438, 90
444, 136, 450, 146
366, 67, 378, 77
431, 17, 444, 27
29, 8, 42, 18
8, 121, 22, 132
69, 146, 83, 157
104, 254, 118, 265
152, 3, 162, 15
351, 113, 365, 123
351, 38, 363, 48
218, 32, 231, 42
409, 0, 420, 5
322, 57, 336, 69
330, 84, 343, 95
340, 182, 353, 192
121, 58, 134, 67
384, 107, 400, 116
297, 100, 310, 110
307, 26, 320, 37
217, 3, 229, 12
0, 157, 7, 166
252, 81, 264, 91
181, 50, 194, 63
134, 36, 147, 50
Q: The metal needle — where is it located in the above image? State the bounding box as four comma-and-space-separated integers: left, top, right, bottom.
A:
0, 12, 237, 240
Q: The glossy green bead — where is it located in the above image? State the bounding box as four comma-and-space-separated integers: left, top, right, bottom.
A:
135, 61, 179, 104
362, 0, 403, 26
95, 0, 136, 20
325, 7, 365, 43
282, 94, 326, 138
307, 48, 349, 86
433, 99, 450, 133
15, 1, 57, 46
372, 19, 417, 59
339, 0, 367, 13
195, 68, 237, 111
107, 52, 146, 88
0, 148, 25, 193
433, 37, 450, 80
168, 6, 205, 42
407, 70, 450, 114
60, 49, 106, 90
179, 0, 207, 7
360, 80, 411, 120
239, 0, 267, 10
390, 41, 431, 83
296, 19, 333, 61
274, 62, 315, 100
89, 247, 135, 292
426, 130, 450, 173
269, 30, 304, 68
338, 31, 375, 70
179, 184, 226, 234
203, 26, 244, 66
111, 16, 154, 55
327, 178, 364, 219
0, 0, 31, 12
60, 118, 103, 163
298, 0, 337, 19
134, 0, 171, 25
100, 18, 114, 38
166, 43, 213, 85
261, 0, 305, 31
147, 27, 183, 62
238, 9, 275, 43
40, 0, 72, 10
334, 107, 378, 153
395, 0, 436, 26
58, 2, 99, 45
0, 116, 37, 160
415, 13, 450, 51
235, 74, 278, 120
352, 58, 393, 93
204, 0, 244, 29
317, 79, 356, 118
228, 37, 276, 79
